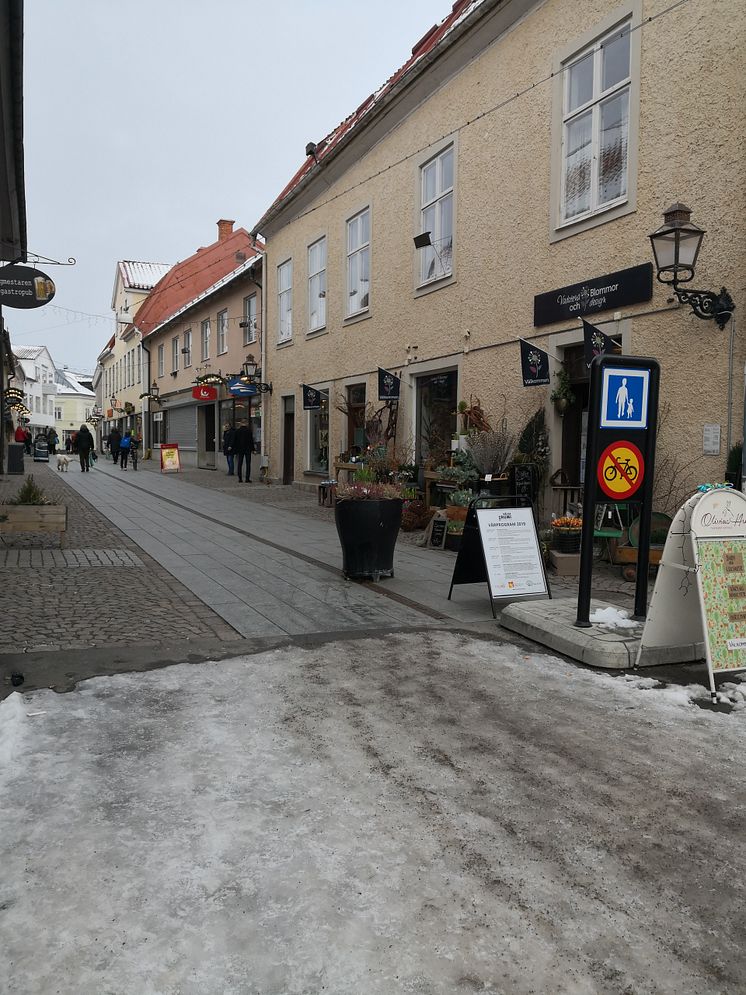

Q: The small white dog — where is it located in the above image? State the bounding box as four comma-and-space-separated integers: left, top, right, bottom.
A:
56, 454, 70, 472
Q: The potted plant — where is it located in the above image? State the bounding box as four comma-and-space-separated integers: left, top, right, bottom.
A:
550, 368, 576, 416
445, 519, 464, 552
0, 475, 67, 537
446, 489, 472, 522
550, 515, 582, 554
335, 469, 405, 581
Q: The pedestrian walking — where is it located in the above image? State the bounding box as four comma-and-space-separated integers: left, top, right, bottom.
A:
108, 427, 121, 465
47, 427, 59, 456
24, 428, 32, 454
65, 435, 72, 454
14, 424, 25, 446
222, 422, 236, 476
234, 419, 253, 483
76, 424, 94, 472
119, 430, 132, 469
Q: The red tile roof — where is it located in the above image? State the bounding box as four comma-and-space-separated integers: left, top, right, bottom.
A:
135, 227, 262, 338
252, 0, 487, 233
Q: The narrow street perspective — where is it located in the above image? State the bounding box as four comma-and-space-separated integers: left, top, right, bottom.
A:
1, 1, 745, 993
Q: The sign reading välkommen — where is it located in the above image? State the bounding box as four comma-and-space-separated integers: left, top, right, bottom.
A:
533, 263, 653, 327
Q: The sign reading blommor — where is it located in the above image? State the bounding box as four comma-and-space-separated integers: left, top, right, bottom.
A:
533, 263, 653, 327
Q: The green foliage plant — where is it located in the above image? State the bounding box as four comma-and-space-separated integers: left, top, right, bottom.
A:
5, 475, 50, 506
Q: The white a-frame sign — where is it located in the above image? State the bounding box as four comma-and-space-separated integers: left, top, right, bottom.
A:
637, 488, 746, 697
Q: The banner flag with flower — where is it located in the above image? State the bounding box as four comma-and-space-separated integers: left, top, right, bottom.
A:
582, 318, 616, 369
377, 367, 401, 401
302, 384, 322, 410
519, 339, 550, 387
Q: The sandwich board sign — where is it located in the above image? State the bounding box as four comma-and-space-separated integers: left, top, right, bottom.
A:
636, 487, 746, 697
448, 495, 550, 617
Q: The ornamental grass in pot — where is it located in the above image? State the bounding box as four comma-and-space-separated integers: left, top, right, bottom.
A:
334, 474, 405, 581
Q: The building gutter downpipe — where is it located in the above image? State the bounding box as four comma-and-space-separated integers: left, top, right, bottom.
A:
140, 334, 152, 453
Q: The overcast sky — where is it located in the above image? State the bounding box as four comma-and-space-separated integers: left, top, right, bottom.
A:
8, 0, 453, 372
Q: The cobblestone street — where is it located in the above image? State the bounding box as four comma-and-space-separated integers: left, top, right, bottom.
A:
0, 463, 239, 657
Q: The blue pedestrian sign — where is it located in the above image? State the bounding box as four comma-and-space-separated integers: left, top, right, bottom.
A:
600, 366, 650, 430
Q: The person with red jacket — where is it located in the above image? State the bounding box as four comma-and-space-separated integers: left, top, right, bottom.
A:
14, 425, 25, 444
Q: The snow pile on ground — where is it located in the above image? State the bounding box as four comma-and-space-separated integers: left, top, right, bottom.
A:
589, 606, 640, 630
0, 692, 27, 773
615, 672, 746, 711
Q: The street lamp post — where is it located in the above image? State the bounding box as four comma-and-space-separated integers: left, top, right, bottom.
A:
649, 203, 735, 330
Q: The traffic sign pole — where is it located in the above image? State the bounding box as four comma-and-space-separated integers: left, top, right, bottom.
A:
575, 354, 660, 627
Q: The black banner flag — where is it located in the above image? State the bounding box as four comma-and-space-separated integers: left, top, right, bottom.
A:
302, 384, 322, 410
583, 319, 616, 369
519, 339, 550, 387
378, 367, 401, 401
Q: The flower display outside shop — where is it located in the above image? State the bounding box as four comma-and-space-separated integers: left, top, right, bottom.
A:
551, 516, 583, 533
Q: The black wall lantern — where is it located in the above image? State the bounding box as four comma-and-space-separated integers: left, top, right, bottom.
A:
138, 381, 161, 404
649, 202, 735, 330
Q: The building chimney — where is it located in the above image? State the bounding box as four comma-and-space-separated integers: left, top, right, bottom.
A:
217, 219, 235, 242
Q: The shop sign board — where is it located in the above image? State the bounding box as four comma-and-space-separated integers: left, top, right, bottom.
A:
192, 385, 218, 401
448, 496, 550, 616
160, 442, 181, 473
533, 263, 653, 327
0, 264, 56, 308
227, 377, 257, 396
638, 489, 746, 695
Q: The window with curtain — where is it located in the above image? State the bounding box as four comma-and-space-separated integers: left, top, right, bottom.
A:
157, 344, 164, 378
201, 318, 211, 360
183, 329, 192, 367
278, 260, 292, 343
308, 237, 327, 331
243, 295, 257, 345
346, 209, 370, 317
561, 21, 630, 223
217, 309, 228, 354
171, 336, 179, 372
419, 146, 453, 284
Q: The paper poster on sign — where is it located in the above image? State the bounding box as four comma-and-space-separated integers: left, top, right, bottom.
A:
160, 443, 181, 473
476, 507, 548, 599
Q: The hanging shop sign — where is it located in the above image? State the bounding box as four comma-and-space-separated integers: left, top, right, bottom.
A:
582, 318, 617, 369
192, 384, 218, 401
227, 376, 257, 396
378, 367, 401, 401
302, 384, 323, 410
160, 442, 181, 473
533, 263, 653, 327
0, 264, 56, 308
519, 339, 550, 386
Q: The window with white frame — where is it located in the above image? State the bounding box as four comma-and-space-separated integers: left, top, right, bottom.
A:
137, 344, 142, 383
419, 146, 453, 284
172, 336, 179, 373
183, 329, 192, 367
217, 309, 228, 354
560, 20, 631, 224
308, 237, 326, 331
157, 344, 164, 378
243, 295, 257, 345
346, 208, 370, 316
201, 318, 211, 360
54, 406, 62, 420
278, 260, 292, 343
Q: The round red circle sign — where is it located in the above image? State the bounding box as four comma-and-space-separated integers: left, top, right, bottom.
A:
597, 440, 645, 499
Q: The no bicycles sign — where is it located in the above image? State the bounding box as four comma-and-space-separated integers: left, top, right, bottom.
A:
597, 440, 644, 499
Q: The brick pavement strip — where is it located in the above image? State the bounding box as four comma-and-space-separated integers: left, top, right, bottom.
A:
0, 463, 239, 652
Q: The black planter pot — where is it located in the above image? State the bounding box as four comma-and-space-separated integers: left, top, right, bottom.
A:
553, 531, 581, 554
334, 498, 403, 580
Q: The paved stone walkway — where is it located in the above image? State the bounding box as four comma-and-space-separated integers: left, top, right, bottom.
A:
0, 463, 238, 654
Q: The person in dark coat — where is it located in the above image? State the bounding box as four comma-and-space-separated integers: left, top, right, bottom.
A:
24, 429, 32, 454
65, 435, 72, 454
222, 422, 236, 476
76, 425, 94, 472
233, 420, 253, 483
108, 427, 122, 465
47, 427, 59, 455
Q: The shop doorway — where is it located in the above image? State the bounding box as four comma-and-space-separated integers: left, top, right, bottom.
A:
282, 396, 295, 485
416, 370, 457, 466
197, 404, 217, 468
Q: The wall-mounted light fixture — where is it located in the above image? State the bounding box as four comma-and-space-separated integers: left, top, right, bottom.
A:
649, 202, 735, 330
